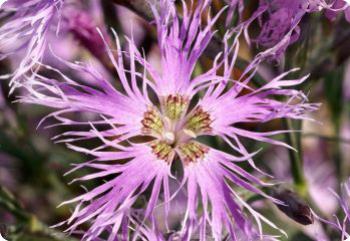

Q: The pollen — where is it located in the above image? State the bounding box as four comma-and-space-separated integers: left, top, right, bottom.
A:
151, 140, 174, 162
186, 106, 212, 134
163, 94, 189, 120
141, 107, 164, 135
178, 141, 209, 164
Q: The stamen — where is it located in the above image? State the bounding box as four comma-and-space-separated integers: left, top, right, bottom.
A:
178, 141, 209, 164
151, 140, 174, 163
164, 94, 189, 120
186, 106, 212, 134
141, 107, 164, 135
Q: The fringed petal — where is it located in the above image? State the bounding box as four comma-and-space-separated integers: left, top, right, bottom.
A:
59, 144, 172, 241
181, 146, 284, 241
150, 0, 224, 96
0, 0, 63, 91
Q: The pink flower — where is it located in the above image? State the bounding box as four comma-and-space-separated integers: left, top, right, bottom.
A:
20, 0, 317, 240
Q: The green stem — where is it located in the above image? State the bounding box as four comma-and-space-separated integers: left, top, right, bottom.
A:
282, 119, 307, 196
0, 186, 78, 241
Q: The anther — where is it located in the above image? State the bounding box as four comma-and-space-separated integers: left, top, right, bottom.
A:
186, 106, 212, 134
151, 141, 174, 163
178, 141, 209, 164
164, 94, 189, 120
141, 107, 164, 135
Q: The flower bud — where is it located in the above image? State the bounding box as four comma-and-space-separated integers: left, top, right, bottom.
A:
272, 187, 314, 225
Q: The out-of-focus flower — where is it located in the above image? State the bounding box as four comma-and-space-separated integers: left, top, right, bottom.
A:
0, 0, 64, 91
19, 0, 317, 240
241, 0, 350, 59
325, 0, 350, 22
116, 5, 147, 47
256, 0, 305, 49
42, 3, 113, 78
62, 7, 110, 63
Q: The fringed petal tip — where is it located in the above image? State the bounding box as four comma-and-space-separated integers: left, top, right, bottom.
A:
0, 0, 64, 92
55, 144, 172, 240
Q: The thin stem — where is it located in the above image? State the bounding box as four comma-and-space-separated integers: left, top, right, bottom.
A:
282, 119, 307, 196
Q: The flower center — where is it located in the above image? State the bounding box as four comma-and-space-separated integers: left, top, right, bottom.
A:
163, 131, 176, 145
141, 94, 212, 164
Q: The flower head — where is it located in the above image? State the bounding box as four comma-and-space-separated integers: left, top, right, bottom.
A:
241, 0, 350, 59
20, 0, 317, 240
256, 0, 305, 48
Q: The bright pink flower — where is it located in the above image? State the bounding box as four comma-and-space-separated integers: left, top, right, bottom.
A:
20, 0, 317, 240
